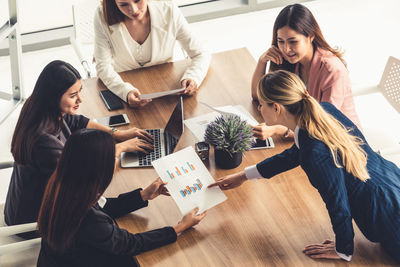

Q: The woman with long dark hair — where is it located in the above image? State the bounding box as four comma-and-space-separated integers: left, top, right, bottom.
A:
5, 60, 153, 236
211, 70, 400, 263
37, 129, 205, 266
251, 3, 361, 139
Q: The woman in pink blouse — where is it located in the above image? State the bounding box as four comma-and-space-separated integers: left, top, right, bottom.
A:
251, 3, 361, 139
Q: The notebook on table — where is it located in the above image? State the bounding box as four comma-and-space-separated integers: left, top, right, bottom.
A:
121, 97, 184, 167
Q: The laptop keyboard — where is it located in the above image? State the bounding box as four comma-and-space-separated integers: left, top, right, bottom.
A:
165, 132, 178, 155
138, 129, 162, 166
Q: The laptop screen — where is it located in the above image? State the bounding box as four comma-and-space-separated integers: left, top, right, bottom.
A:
164, 96, 184, 141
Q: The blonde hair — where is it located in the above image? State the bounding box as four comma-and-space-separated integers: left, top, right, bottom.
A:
257, 70, 369, 181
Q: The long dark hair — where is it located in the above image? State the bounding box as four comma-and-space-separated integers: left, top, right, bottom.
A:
269, 4, 345, 72
102, 0, 126, 26
38, 129, 116, 252
11, 60, 81, 165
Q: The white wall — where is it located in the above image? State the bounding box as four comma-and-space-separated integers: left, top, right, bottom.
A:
0, 0, 9, 27
18, 0, 75, 33
17, 0, 207, 34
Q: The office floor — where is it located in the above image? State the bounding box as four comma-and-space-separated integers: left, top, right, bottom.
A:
1, 0, 400, 220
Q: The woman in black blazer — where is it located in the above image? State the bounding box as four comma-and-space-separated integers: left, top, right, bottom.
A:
5, 60, 153, 237
37, 129, 206, 267
210, 70, 400, 263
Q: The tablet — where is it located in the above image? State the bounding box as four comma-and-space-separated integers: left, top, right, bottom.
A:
250, 138, 274, 150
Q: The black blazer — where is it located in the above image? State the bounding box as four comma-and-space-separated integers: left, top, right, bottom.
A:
4, 114, 89, 238
37, 189, 177, 267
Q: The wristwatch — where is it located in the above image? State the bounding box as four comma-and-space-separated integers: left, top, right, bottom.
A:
110, 127, 118, 136
284, 127, 291, 138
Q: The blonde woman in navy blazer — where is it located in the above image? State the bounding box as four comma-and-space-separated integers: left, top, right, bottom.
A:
210, 70, 400, 263
94, 0, 211, 107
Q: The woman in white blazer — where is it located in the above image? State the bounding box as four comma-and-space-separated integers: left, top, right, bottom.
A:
94, 0, 211, 107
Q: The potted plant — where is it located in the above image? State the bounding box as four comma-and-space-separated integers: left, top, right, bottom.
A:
204, 114, 253, 169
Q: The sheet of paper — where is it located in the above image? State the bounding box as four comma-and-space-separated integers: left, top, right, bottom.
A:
219, 105, 259, 126
184, 111, 220, 141
140, 88, 185, 100
199, 101, 236, 116
184, 105, 259, 141
152, 146, 227, 215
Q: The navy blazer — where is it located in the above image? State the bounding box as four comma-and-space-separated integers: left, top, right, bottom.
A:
255, 102, 400, 256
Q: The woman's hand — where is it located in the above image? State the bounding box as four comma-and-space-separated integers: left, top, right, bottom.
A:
252, 124, 292, 139
114, 127, 153, 142
127, 89, 151, 108
208, 171, 247, 190
173, 207, 207, 234
141, 178, 169, 201
115, 138, 153, 157
303, 240, 341, 260
252, 123, 276, 140
259, 45, 283, 65
181, 78, 198, 96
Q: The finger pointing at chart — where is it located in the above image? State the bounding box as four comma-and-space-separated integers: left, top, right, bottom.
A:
208, 171, 248, 190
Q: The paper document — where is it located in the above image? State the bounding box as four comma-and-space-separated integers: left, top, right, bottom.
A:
199, 101, 236, 116
140, 88, 185, 100
184, 105, 259, 141
152, 146, 227, 215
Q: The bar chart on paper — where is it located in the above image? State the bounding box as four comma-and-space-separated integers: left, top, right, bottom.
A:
180, 179, 203, 197
166, 162, 196, 179
152, 146, 227, 215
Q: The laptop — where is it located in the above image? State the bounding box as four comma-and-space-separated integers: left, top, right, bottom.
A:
121, 97, 184, 167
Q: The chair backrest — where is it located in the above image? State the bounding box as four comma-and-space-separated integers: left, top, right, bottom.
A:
72, 0, 101, 44
0, 222, 40, 261
378, 56, 400, 114
0, 161, 13, 169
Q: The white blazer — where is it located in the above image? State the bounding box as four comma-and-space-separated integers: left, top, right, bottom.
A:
93, 1, 211, 101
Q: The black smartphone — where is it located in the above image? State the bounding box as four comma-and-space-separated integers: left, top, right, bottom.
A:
250, 138, 275, 150
94, 114, 130, 127
100, 90, 124, 110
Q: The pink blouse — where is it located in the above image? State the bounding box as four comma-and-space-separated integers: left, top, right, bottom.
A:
295, 48, 361, 129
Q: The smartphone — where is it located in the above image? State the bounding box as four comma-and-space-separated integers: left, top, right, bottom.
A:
250, 138, 275, 150
100, 90, 124, 111
94, 114, 130, 127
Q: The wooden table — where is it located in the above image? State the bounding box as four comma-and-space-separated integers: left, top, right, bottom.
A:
80, 48, 396, 266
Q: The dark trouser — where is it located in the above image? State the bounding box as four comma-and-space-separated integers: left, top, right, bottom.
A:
382, 241, 400, 263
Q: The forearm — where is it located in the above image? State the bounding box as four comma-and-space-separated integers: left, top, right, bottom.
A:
172, 224, 185, 235
103, 188, 148, 218
94, 11, 134, 101
87, 120, 111, 132
87, 120, 129, 143
251, 60, 267, 100
256, 144, 300, 178
115, 143, 125, 157
272, 125, 291, 137
95, 60, 135, 101
174, 2, 211, 87
180, 51, 211, 86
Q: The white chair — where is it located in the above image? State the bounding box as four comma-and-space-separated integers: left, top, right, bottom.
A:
70, 0, 100, 78
0, 223, 41, 267
0, 161, 41, 266
0, 223, 40, 255
0, 161, 13, 169
0, 215, 40, 266
353, 56, 400, 161
354, 56, 400, 112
